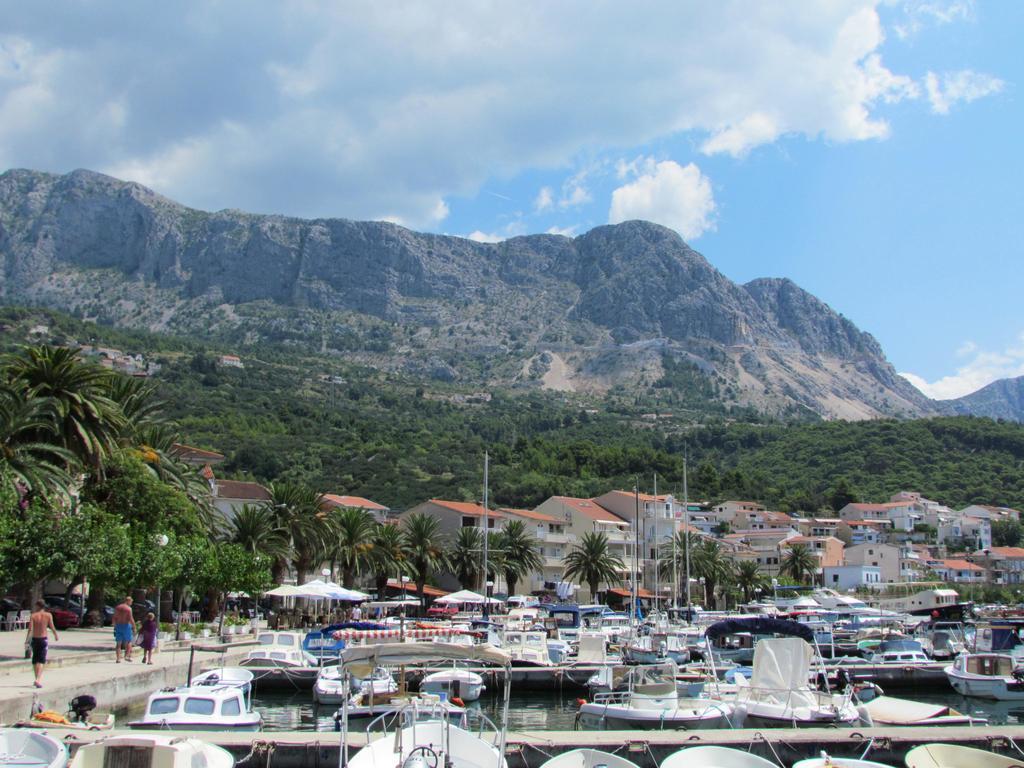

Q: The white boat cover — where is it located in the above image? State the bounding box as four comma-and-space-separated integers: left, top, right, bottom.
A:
661, 746, 778, 768
862, 696, 952, 724
575, 633, 608, 664
341, 641, 511, 676
539, 749, 641, 768
750, 636, 815, 705
905, 744, 1021, 768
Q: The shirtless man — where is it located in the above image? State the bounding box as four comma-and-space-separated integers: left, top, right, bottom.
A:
113, 597, 135, 662
26, 601, 58, 688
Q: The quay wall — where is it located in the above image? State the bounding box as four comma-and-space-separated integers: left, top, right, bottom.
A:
51, 726, 1024, 768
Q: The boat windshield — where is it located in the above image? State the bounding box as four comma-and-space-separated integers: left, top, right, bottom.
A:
966, 655, 1015, 676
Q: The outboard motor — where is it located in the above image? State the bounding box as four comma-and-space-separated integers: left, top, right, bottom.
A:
69, 694, 97, 723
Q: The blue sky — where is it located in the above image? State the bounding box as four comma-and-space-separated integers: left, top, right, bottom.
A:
0, 1, 1019, 399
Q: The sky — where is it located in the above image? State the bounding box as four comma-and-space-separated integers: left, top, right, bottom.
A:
0, 1, 1020, 400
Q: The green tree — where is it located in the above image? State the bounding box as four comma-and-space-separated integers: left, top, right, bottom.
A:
992, 519, 1023, 548
449, 526, 483, 590
400, 512, 449, 609
734, 559, 768, 603
691, 539, 733, 609
828, 477, 859, 512
368, 523, 407, 600
266, 482, 328, 586
229, 504, 292, 562
781, 543, 817, 585
0, 384, 72, 495
327, 506, 376, 587
563, 531, 624, 600
495, 519, 541, 597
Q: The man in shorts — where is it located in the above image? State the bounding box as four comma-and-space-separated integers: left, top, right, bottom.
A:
113, 596, 135, 662
27, 601, 59, 688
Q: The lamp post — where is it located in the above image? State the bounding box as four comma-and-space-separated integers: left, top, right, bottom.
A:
772, 577, 779, 604
155, 534, 168, 623
485, 580, 494, 620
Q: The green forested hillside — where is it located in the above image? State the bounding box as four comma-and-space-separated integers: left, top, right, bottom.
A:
4, 306, 1023, 512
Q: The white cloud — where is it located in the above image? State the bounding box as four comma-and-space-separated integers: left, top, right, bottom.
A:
893, 1, 973, 40
899, 332, 1024, 400
546, 224, 577, 237
608, 159, 716, 240
0, 3, 999, 225
925, 70, 1004, 115
465, 230, 503, 243
534, 186, 553, 212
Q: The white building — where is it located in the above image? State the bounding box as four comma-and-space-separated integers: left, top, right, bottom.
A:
822, 565, 882, 590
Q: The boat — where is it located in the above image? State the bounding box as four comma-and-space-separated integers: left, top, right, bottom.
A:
875, 588, 972, 621
858, 695, 984, 726
945, 652, 1024, 699
0, 729, 67, 768
793, 755, 893, 768
905, 743, 1022, 768
190, 667, 254, 694
734, 635, 860, 727
314, 665, 397, 706
338, 642, 512, 768
577, 661, 733, 730
16, 695, 114, 731
69, 735, 233, 768
127, 683, 261, 731
660, 746, 778, 768
538, 749, 641, 768
420, 668, 486, 702
240, 631, 321, 690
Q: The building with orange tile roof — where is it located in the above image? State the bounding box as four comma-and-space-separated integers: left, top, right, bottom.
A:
322, 493, 391, 521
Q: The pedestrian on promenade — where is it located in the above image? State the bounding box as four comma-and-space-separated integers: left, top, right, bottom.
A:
113, 596, 135, 662
26, 600, 59, 688
140, 611, 158, 664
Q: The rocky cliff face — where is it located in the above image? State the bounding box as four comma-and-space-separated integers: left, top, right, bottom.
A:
940, 376, 1024, 422
0, 168, 938, 420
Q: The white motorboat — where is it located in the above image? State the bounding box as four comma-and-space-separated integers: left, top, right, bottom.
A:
577, 661, 733, 730
538, 749, 641, 768
793, 755, 893, 768
69, 736, 233, 768
858, 695, 984, 726
0, 729, 66, 768
339, 642, 513, 768
905, 743, 1022, 768
128, 684, 261, 731
661, 746, 778, 768
945, 652, 1024, 700
315, 665, 397, 706
240, 639, 320, 690
734, 636, 860, 727
420, 668, 486, 702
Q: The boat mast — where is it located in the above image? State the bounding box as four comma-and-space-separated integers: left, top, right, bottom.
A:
483, 451, 490, 617
684, 453, 691, 619
653, 472, 659, 613
633, 478, 640, 623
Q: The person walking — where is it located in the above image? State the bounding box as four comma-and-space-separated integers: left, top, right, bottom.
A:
139, 611, 158, 664
26, 601, 58, 688
113, 596, 135, 662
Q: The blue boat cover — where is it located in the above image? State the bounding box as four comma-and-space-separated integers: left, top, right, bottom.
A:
705, 617, 814, 642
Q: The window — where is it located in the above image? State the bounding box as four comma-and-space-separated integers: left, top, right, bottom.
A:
277, 634, 295, 646
462, 517, 475, 527
221, 698, 241, 716
488, 519, 496, 529
183, 698, 216, 715
149, 697, 180, 715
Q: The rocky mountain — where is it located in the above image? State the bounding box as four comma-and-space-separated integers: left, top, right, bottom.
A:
0, 167, 937, 420
940, 376, 1024, 422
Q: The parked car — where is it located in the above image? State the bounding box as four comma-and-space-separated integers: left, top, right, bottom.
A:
45, 595, 115, 626
48, 605, 80, 630
425, 604, 458, 618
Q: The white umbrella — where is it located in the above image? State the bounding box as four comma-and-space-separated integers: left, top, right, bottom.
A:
434, 589, 503, 605
265, 585, 303, 597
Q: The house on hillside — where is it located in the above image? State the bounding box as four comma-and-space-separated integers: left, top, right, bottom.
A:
499, 507, 570, 594
928, 558, 986, 584
971, 547, 1024, 585
214, 479, 272, 520
844, 542, 922, 583
822, 564, 882, 590
322, 494, 391, 522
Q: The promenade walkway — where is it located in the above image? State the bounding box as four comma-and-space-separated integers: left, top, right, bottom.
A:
0, 625, 253, 725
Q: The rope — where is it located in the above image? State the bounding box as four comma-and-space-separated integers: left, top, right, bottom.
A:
750, 731, 785, 767
234, 740, 275, 768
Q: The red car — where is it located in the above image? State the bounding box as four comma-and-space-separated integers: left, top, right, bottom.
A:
48, 606, 80, 630
425, 604, 458, 618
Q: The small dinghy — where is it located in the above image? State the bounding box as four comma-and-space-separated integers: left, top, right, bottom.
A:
538, 749, 641, 768
420, 668, 486, 702
17, 695, 114, 731
661, 746, 778, 768
793, 753, 894, 768
905, 744, 1023, 768
860, 696, 985, 727
0, 729, 67, 768
69, 735, 233, 768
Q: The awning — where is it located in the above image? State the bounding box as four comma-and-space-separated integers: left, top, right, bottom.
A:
341, 641, 512, 677
387, 579, 449, 597
434, 589, 503, 605
705, 617, 814, 642
607, 587, 657, 599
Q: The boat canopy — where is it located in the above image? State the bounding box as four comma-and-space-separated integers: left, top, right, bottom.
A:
341, 641, 512, 676
705, 617, 814, 642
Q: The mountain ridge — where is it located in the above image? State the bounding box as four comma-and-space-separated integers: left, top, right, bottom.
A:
0, 167, 939, 420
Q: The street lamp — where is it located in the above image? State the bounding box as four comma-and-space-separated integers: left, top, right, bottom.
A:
155, 534, 168, 623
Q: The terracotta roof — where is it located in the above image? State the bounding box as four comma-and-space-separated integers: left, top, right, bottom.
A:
606, 490, 671, 503
387, 579, 449, 597
552, 496, 628, 525
787, 535, 842, 544
215, 479, 271, 501
846, 519, 893, 527
983, 547, 1024, 558
846, 502, 908, 511
940, 559, 984, 571
322, 494, 389, 511
427, 499, 505, 518
607, 587, 657, 599
724, 529, 796, 539
499, 507, 559, 523
171, 442, 225, 465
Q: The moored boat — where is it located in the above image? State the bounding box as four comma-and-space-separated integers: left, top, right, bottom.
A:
69, 735, 232, 768
0, 729, 67, 768
793, 755, 893, 768
538, 749, 641, 768
905, 743, 1022, 768
420, 668, 486, 702
858, 695, 984, 726
127, 684, 261, 731
660, 746, 778, 768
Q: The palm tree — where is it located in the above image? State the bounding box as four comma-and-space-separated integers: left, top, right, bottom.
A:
449, 526, 483, 590
734, 559, 768, 603
496, 519, 541, 597
0, 384, 73, 495
228, 504, 292, 561
368, 523, 406, 600
328, 506, 376, 587
658, 530, 702, 604
781, 543, 818, 585
691, 539, 732, 609
265, 482, 329, 586
400, 513, 449, 609
563, 531, 624, 600
6, 346, 124, 472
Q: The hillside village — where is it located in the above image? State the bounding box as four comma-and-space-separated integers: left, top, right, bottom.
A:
189, 438, 1022, 602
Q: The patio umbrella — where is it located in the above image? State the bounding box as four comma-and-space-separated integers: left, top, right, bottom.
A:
434, 589, 503, 605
